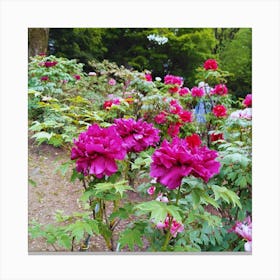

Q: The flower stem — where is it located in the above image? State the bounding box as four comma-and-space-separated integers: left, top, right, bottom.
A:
175, 185, 181, 205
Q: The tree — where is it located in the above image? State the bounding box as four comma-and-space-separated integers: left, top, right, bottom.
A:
28, 28, 49, 58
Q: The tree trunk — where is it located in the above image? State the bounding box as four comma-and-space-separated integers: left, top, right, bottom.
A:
28, 28, 49, 59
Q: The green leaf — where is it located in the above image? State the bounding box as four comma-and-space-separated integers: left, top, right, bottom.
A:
28, 178, 37, 187
94, 180, 134, 197
118, 228, 143, 251
55, 161, 72, 176
32, 131, 53, 144
58, 234, 72, 249
191, 189, 201, 206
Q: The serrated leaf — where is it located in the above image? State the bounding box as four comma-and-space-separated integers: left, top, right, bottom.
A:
118, 228, 143, 251
58, 234, 72, 249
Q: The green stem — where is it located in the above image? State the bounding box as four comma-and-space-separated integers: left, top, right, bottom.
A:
175, 185, 181, 205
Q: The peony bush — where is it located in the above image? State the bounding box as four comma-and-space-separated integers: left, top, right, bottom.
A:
29, 56, 252, 252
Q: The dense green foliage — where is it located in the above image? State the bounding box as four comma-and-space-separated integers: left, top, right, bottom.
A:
48, 28, 251, 97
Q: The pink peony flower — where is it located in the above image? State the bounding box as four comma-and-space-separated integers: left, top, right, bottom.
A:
167, 123, 181, 138
204, 59, 218, 70
243, 94, 252, 107
191, 87, 204, 97
230, 108, 252, 120
210, 133, 224, 142
156, 215, 184, 237
156, 193, 169, 203
114, 118, 160, 153
147, 186, 156, 195
212, 104, 227, 117
71, 124, 126, 177
186, 133, 201, 148
229, 216, 252, 252
212, 84, 228, 95
164, 75, 184, 87
179, 87, 190, 96
145, 73, 153, 82
150, 137, 220, 189
88, 72, 97, 76
179, 110, 193, 123
108, 78, 116, 86
169, 99, 183, 114
154, 112, 167, 124
103, 99, 120, 109
40, 76, 49, 81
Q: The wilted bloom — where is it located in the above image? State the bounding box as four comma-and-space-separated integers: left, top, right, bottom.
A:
179, 87, 190, 96
108, 78, 116, 86
230, 108, 252, 120
167, 123, 181, 138
147, 186, 156, 195
212, 104, 227, 117
70, 124, 126, 178
154, 112, 167, 124
204, 59, 218, 70
74, 74, 81, 80
229, 216, 252, 252
44, 61, 57, 67
103, 99, 120, 109
150, 137, 220, 189
88, 72, 97, 76
156, 215, 184, 237
212, 84, 228, 95
243, 94, 252, 107
186, 133, 201, 148
40, 76, 49, 81
179, 110, 192, 123
114, 118, 160, 153
210, 132, 224, 142
145, 73, 153, 82
156, 193, 169, 203
191, 87, 204, 97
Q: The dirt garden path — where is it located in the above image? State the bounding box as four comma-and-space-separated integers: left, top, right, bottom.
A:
28, 138, 143, 253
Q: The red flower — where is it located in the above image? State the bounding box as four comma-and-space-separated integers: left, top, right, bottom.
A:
179, 110, 192, 122
103, 99, 120, 109
186, 134, 201, 148
74, 75, 81, 80
204, 59, 218, 70
169, 99, 182, 114
210, 133, 224, 142
40, 76, 49, 81
212, 84, 228, 95
44, 61, 57, 67
167, 123, 181, 137
212, 105, 227, 117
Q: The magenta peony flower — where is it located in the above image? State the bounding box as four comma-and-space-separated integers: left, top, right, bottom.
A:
169, 99, 183, 114
204, 59, 218, 70
191, 87, 204, 97
74, 74, 81, 80
114, 118, 160, 153
154, 112, 167, 124
150, 137, 220, 189
71, 124, 126, 178
147, 186, 156, 195
145, 73, 153, 82
243, 94, 252, 107
179, 87, 190, 96
212, 84, 228, 95
212, 104, 227, 117
108, 78, 116, 86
